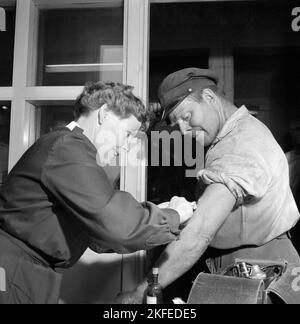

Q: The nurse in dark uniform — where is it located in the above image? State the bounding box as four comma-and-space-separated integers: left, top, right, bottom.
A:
0, 82, 194, 304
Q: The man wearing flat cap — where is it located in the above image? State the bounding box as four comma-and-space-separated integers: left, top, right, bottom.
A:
117, 68, 300, 304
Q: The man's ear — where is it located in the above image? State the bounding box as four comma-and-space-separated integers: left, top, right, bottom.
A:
202, 88, 216, 105
98, 104, 109, 125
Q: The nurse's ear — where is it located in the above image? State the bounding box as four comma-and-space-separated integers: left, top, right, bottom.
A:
98, 104, 109, 126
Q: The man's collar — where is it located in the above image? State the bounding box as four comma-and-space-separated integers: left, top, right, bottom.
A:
212, 106, 249, 145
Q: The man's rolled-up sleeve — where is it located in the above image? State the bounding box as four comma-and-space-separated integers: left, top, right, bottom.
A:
41, 135, 180, 254
198, 153, 271, 207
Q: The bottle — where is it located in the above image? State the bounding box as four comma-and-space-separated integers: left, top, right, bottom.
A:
146, 268, 163, 304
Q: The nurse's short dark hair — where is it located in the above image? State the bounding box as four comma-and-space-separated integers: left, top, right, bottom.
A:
74, 81, 149, 131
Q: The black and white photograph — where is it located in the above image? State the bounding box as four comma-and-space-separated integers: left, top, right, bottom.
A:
0, 0, 300, 309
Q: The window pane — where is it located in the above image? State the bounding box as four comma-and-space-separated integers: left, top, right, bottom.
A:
36, 5, 124, 86
0, 102, 10, 186
147, 3, 209, 206
38, 105, 74, 137
36, 105, 120, 189
0, 8, 16, 86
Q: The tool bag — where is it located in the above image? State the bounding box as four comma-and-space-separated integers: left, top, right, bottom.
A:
187, 259, 300, 304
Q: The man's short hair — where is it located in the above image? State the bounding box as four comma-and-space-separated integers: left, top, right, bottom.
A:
74, 82, 149, 131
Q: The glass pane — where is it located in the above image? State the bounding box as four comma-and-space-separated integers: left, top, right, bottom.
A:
149, 49, 209, 106
36, 4, 124, 86
36, 105, 120, 189
37, 105, 74, 137
0, 7, 16, 86
0, 102, 10, 186
147, 2, 209, 208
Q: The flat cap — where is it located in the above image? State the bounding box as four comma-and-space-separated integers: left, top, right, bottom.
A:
158, 68, 219, 120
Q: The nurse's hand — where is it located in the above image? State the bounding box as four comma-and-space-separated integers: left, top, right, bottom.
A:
160, 196, 196, 224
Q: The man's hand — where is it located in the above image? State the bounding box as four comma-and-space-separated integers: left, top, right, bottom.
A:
167, 196, 196, 224
114, 288, 144, 304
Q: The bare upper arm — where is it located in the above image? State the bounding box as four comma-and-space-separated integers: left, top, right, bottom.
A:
185, 183, 236, 244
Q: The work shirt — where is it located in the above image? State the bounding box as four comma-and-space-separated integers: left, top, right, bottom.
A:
198, 106, 300, 249
0, 126, 180, 268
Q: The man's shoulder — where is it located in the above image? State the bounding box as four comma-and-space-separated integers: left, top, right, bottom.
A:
211, 112, 281, 161
228, 112, 276, 149
236, 112, 269, 134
